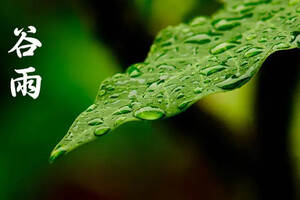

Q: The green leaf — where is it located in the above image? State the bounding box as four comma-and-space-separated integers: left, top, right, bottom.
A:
50, 0, 300, 162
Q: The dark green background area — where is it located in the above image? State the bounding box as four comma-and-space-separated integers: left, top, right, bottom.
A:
0, 1, 299, 200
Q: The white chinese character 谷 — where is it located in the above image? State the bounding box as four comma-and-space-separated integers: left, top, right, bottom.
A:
8, 26, 42, 58
10, 67, 42, 99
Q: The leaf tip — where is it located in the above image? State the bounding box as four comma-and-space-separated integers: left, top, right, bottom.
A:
49, 147, 67, 164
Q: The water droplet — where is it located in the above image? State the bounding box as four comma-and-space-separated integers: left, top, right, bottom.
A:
190, 17, 208, 26
127, 64, 143, 78
106, 85, 115, 91
178, 100, 192, 110
147, 82, 158, 92
185, 34, 211, 44
217, 76, 251, 90
86, 104, 97, 112
134, 107, 165, 120
98, 90, 106, 97
259, 37, 268, 43
113, 106, 132, 115
213, 19, 241, 31
201, 65, 227, 76
194, 87, 203, 94
172, 86, 183, 93
180, 76, 191, 81
176, 93, 185, 99
244, 47, 263, 58
158, 64, 176, 71
94, 126, 110, 136
110, 93, 120, 99
261, 12, 274, 21
232, 4, 254, 13
156, 93, 164, 98
88, 118, 104, 126
211, 43, 236, 55
273, 43, 291, 50
114, 117, 127, 127
246, 33, 257, 40
128, 90, 138, 98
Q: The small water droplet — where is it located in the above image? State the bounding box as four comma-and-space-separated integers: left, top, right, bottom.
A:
244, 47, 263, 58
232, 4, 254, 13
194, 87, 203, 94
88, 118, 104, 126
176, 93, 185, 99
158, 64, 176, 71
273, 43, 291, 50
134, 107, 165, 120
106, 85, 115, 91
114, 117, 127, 127
213, 19, 241, 31
110, 93, 120, 99
86, 104, 97, 112
201, 65, 227, 76
217, 76, 251, 90
127, 64, 143, 78
113, 106, 132, 115
147, 82, 158, 92
172, 86, 183, 93
190, 17, 208, 26
98, 90, 106, 97
94, 126, 110, 136
211, 43, 236, 55
185, 34, 211, 44
178, 100, 192, 110
128, 90, 138, 98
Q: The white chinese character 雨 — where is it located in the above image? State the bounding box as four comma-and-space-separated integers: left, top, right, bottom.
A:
8, 26, 42, 58
10, 67, 42, 99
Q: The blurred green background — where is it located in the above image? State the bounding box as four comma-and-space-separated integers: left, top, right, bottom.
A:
0, 0, 299, 200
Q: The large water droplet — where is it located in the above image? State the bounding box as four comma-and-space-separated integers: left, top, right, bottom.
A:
211, 43, 236, 54
94, 126, 110, 136
134, 107, 165, 120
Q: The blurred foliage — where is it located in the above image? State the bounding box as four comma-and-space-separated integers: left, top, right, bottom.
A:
291, 81, 300, 184
198, 78, 257, 135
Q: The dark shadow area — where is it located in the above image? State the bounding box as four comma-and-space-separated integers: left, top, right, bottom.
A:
85, 0, 153, 68
254, 49, 300, 200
